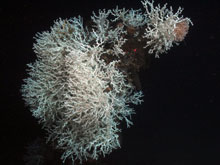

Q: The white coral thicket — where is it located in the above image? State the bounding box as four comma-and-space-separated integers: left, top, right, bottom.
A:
21, 0, 192, 164
21, 16, 143, 163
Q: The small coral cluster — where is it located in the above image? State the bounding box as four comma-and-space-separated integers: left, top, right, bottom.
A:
142, 0, 192, 57
21, 0, 192, 164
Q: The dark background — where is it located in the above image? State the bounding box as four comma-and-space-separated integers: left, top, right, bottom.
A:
1, 0, 220, 164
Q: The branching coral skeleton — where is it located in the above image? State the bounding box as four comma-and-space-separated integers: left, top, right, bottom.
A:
21, 0, 192, 164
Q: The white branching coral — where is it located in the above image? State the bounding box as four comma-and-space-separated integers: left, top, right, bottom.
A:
111, 7, 147, 28
21, 0, 192, 164
142, 0, 193, 57
21, 15, 143, 164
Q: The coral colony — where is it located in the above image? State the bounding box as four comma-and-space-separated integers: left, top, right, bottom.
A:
21, 0, 192, 164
